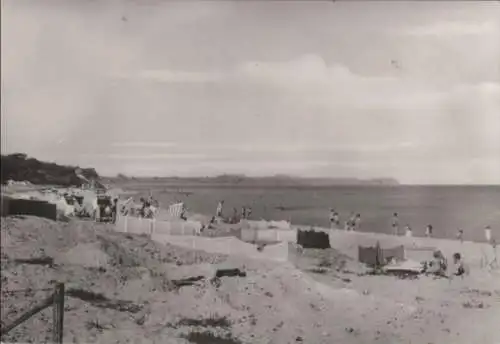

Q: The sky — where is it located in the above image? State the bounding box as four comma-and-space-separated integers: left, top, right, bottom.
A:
1, 0, 499, 184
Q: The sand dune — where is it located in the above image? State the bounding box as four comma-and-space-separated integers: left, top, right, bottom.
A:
1, 216, 499, 344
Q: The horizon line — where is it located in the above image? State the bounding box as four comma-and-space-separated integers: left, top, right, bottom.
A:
101, 175, 500, 186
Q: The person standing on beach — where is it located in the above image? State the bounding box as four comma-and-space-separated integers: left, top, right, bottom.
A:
482, 226, 498, 268
180, 203, 187, 221
329, 209, 336, 229
232, 207, 238, 223
405, 225, 413, 237
333, 211, 340, 226
354, 214, 361, 231
348, 212, 356, 231
139, 197, 146, 218
485, 225, 492, 244
456, 229, 464, 243
216, 200, 224, 217
392, 213, 399, 235
111, 198, 118, 224
247, 207, 252, 219
344, 218, 350, 231
425, 224, 433, 238
491, 238, 498, 268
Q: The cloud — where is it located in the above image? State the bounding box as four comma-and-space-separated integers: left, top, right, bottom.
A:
111, 141, 178, 148
405, 21, 500, 36
82, 153, 207, 160
103, 140, 426, 158
234, 54, 446, 111
117, 54, 427, 111
105, 54, 499, 171
207, 141, 423, 154
3, 1, 499, 183
235, 55, 500, 118
113, 69, 223, 83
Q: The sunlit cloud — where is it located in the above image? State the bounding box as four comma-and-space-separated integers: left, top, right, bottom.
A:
404, 21, 500, 36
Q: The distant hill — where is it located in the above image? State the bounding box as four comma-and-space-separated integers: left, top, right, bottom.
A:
107, 174, 399, 187
1, 153, 100, 187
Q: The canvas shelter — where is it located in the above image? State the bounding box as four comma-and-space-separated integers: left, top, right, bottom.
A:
297, 229, 331, 249
1, 197, 57, 221
358, 242, 406, 266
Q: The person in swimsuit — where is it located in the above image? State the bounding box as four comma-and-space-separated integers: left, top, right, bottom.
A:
392, 213, 399, 235
425, 224, 433, 238
485, 226, 492, 243
354, 213, 361, 231
344, 219, 350, 231
329, 209, 335, 229
216, 201, 224, 217
333, 212, 340, 226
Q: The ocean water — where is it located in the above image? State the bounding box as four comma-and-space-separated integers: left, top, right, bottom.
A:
133, 185, 500, 243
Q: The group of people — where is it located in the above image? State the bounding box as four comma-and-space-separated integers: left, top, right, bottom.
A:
329, 209, 362, 231
120, 196, 158, 219
216, 200, 252, 222
423, 250, 468, 278
394, 213, 496, 247
138, 196, 159, 218
330, 211, 497, 246
391, 213, 435, 238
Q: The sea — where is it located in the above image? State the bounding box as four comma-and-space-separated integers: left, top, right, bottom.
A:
132, 185, 500, 243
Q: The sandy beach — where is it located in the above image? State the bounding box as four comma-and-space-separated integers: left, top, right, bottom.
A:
1, 214, 499, 344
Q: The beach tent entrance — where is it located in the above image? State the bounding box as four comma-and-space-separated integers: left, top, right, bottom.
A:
297, 229, 331, 249
358, 241, 405, 267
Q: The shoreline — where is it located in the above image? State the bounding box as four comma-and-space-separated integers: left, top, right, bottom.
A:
119, 187, 498, 243
296, 226, 497, 268
121, 212, 497, 269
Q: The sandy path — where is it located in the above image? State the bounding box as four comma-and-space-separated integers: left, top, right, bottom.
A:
152, 234, 289, 262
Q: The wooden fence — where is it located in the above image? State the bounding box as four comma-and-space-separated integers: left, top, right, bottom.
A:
0, 283, 65, 344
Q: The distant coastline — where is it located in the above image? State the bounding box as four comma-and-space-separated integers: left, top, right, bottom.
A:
105, 174, 400, 187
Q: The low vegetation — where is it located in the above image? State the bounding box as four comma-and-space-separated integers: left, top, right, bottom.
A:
1, 153, 99, 186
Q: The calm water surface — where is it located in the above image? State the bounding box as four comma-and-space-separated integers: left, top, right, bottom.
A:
131, 185, 500, 243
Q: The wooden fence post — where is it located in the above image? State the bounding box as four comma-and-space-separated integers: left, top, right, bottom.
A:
52, 283, 64, 344
0, 294, 54, 338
